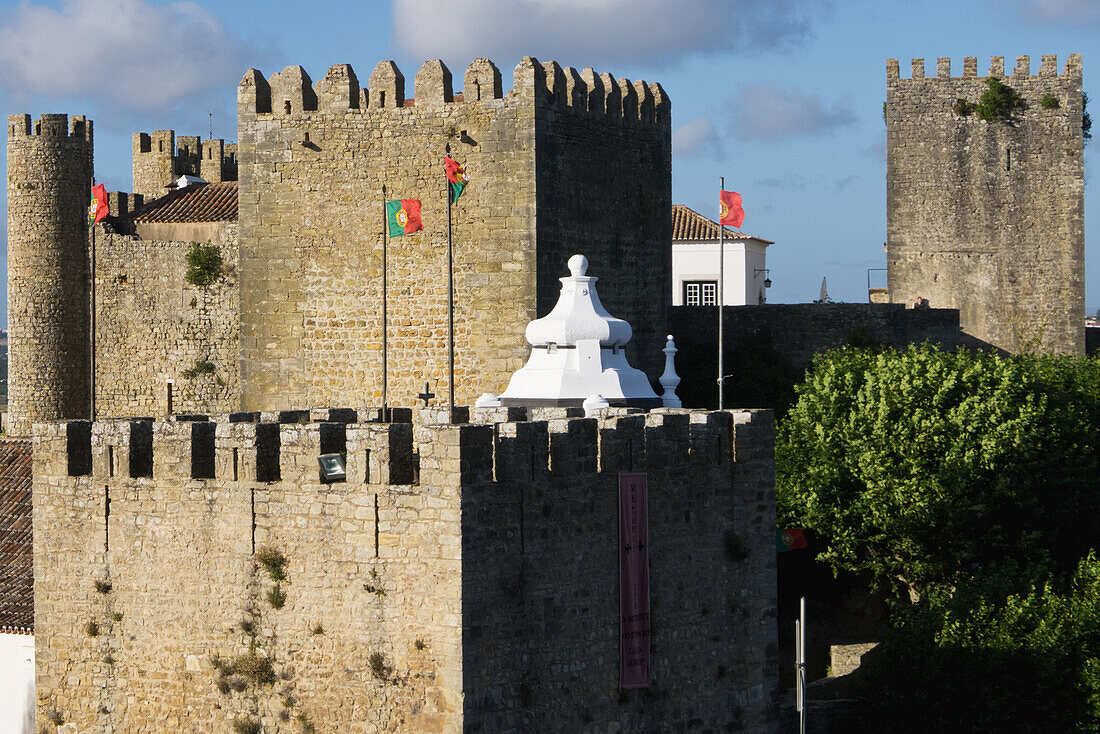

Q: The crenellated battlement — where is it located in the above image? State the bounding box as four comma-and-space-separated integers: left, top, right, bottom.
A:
887, 53, 1082, 81
6, 113, 93, 142
40, 406, 765, 488
238, 57, 669, 124
132, 129, 238, 200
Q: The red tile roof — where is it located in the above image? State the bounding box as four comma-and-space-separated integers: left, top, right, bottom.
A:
0, 439, 33, 632
672, 204, 773, 244
132, 181, 238, 224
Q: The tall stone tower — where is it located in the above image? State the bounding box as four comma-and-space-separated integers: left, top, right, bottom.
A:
886, 54, 1085, 354
6, 113, 93, 436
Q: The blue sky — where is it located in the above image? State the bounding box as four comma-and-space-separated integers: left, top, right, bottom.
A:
0, 0, 1097, 326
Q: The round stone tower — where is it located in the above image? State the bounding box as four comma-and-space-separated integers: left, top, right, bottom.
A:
6, 113, 93, 436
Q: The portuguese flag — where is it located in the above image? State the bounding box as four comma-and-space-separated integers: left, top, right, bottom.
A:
90, 183, 109, 224
385, 199, 423, 237
445, 154, 468, 202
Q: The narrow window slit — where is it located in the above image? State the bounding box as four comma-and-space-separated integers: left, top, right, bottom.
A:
232, 448, 239, 482
373, 494, 380, 558
364, 448, 371, 484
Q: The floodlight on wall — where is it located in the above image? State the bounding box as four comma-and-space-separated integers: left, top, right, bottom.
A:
318, 453, 347, 483
755, 268, 772, 288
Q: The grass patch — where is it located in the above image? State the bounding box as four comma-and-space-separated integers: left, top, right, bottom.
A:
94, 579, 112, 594
255, 546, 287, 581
267, 584, 287, 610
369, 651, 386, 679
231, 716, 261, 734
182, 359, 215, 379
85, 620, 99, 637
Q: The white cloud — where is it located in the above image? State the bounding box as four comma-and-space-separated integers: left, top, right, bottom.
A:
673, 116, 725, 159
392, 0, 829, 69
1001, 0, 1100, 25
0, 0, 260, 114
727, 84, 856, 142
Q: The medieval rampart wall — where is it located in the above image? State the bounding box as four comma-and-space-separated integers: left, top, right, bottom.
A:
32, 407, 776, 733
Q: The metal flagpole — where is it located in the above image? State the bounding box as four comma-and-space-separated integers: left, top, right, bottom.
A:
89, 176, 97, 422
445, 145, 455, 412
718, 176, 725, 409
381, 184, 389, 420
796, 596, 807, 734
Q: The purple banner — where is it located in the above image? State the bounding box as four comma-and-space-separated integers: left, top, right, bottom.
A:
619, 472, 650, 689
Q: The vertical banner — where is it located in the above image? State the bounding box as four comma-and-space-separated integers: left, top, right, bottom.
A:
619, 472, 651, 689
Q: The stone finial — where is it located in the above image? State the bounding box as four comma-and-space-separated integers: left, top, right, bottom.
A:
513, 56, 545, 95
911, 58, 925, 80
414, 59, 453, 106
583, 394, 610, 417
1014, 55, 1030, 77
600, 73, 621, 119
563, 67, 586, 109
368, 60, 405, 109
316, 63, 360, 110
269, 65, 317, 114
659, 335, 681, 409
963, 57, 978, 78
634, 80, 654, 123
580, 68, 604, 114
617, 78, 638, 121
990, 56, 1005, 77
649, 82, 670, 123
463, 58, 502, 101
238, 68, 272, 113
937, 57, 951, 79
475, 393, 502, 408
542, 61, 567, 105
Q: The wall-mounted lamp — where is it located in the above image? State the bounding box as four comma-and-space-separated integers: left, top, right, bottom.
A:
755, 268, 772, 288
318, 453, 347, 483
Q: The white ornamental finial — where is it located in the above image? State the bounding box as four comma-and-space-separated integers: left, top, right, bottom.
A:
568, 254, 588, 277
660, 334, 681, 408
582, 394, 610, 417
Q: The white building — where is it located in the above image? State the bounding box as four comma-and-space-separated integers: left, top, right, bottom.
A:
671, 205, 773, 306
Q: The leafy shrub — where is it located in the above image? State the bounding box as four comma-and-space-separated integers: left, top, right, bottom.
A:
85, 620, 99, 637
94, 579, 112, 594
185, 242, 222, 287
952, 98, 975, 116
182, 360, 215, 379
975, 77, 1028, 122
231, 716, 261, 734
255, 546, 287, 581
369, 651, 386, 679
1039, 93, 1060, 109
267, 584, 287, 610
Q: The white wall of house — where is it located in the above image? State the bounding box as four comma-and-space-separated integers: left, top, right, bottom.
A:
672, 239, 770, 306
0, 632, 34, 734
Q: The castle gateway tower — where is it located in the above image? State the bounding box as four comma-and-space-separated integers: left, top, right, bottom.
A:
236, 57, 671, 411
6, 114, 93, 435
886, 54, 1085, 354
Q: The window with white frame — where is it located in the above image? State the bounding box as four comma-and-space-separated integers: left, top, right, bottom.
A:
683, 280, 718, 306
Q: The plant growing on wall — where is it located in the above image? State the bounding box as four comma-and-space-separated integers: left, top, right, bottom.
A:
975, 78, 1028, 122
182, 359, 215, 379
1084, 92, 1093, 143
185, 242, 223, 287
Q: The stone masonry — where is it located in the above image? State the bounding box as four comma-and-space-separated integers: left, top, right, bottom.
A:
132, 130, 238, 201
6, 114, 94, 437
886, 54, 1085, 354
237, 57, 670, 412
32, 406, 777, 733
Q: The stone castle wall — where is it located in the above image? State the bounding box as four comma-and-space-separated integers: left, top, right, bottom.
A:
236, 57, 670, 412
93, 224, 241, 417
132, 131, 238, 200
32, 406, 777, 733
886, 54, 1085, 354
6, 114, 94, 436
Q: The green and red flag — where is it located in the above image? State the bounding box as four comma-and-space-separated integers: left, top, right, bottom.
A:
776, 528, 808, 552
445, 154, 468, 202
90, 183, 109, 224
385, 199, 423, 237
719, 189, 744, 228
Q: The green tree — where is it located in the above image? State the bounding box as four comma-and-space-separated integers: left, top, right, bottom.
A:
777, 345, 1100, 602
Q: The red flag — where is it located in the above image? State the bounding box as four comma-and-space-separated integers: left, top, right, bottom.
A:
777, 528, 808, 552
90, 183, 109, 224
719, 189, 744, 228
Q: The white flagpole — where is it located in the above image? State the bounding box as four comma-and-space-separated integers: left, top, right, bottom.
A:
718, 177, 725, 409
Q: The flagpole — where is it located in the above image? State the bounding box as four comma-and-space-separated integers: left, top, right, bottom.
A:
381, 184, 389, 420
718, 176, 725, 410
445, 145, 455, 413
90, 178, 97, 422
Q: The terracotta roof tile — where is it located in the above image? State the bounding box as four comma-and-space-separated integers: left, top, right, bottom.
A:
672, 204, 773, 244
132, 181, 238, 224
0, 439, 33, 632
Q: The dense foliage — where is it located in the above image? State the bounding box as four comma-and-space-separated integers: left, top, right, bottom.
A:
777, 345, 1100, 601
778, 345, 1100, 729
185, 242, 223, 287
976, 77, 1028, 122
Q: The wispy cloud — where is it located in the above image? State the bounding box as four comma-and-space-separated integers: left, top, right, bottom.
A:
727, 84, 856, 142
833, 174, 859, 192
392, 0, 831, 69
863, 134, 887, 161
673, 116, 725, 159
755, 173, 806, 191
0, 0, 264, 115
995, 0, 1100, 25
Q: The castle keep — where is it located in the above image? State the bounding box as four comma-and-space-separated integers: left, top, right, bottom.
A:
886, 54, 1085, 354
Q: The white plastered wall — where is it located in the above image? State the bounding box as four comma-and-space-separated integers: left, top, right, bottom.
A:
671, 239, 770, 306
0, 632, 34, 734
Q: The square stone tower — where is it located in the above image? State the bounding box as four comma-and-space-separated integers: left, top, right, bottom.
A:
236, 57, 671, 411
886, 54, 1084, 354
